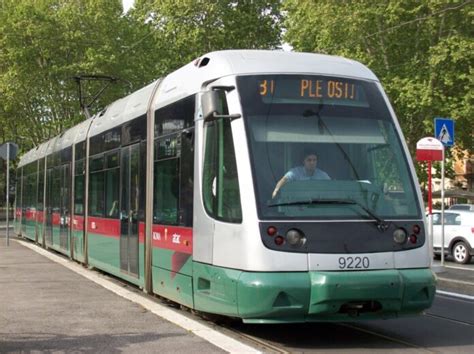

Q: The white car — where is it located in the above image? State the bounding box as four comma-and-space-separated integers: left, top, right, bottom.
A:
449, 204, 474, 211
431, 210, 474, 264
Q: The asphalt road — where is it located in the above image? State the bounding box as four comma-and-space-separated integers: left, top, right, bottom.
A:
226, 292, 474, 353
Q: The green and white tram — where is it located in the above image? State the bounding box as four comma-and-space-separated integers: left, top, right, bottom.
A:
15, 50, 436, 323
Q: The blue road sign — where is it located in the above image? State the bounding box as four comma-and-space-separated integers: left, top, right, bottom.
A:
434, 117, 454, 147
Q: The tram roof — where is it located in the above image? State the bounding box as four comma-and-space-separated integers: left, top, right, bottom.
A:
88, 81, 158, 138
151, 50, 379, 111
18, 140, 53, 168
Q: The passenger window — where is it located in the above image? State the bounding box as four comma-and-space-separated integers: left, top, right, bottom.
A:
203, 118, 242, 223
74, 175, 84, 215
432, 213, 441, 225
153, 95, 196, 227
105, 168, 119, 218
89, 171, 105, 217
154, 158, 179, 225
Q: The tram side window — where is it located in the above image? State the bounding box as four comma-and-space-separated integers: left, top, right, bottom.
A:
38, 160, 45, 211
154, 158, 179, 225
74, 159, 85, 215
153, 132, 194, 227
89, 156, 105, 217
105, 152, 120, 218
89, 172, 105, 217
153, 95, 195, 227
52, 168, 61, 213
88, 153, 120, 219
203, 119, 242, 223
33, 173, 39, 210
74, 175, 84, 215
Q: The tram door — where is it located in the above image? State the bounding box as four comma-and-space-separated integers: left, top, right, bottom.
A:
120, 144, 140, 276
20, 175, 27, 235
45, 168, 53, 245
59, 164, 70, 251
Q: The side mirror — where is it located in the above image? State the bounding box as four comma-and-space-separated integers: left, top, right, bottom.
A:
202, 88, 241, 122
201, 90, 221, 122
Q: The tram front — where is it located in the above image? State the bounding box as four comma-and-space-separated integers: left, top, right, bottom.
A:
198, 64, 436, 322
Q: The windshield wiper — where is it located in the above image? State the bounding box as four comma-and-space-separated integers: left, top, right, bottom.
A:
268, 198, 390, 231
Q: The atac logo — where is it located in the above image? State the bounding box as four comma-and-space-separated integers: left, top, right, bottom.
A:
172, 233, 181, 244
152, 231, 161, 241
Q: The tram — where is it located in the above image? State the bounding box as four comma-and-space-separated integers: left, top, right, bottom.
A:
15, 50, 436, 323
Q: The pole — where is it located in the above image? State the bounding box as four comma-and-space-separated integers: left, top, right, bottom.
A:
428, 160, 433, 266
440, 147, 445, 266
428, 161, 432, 214
6, 142, 10, 246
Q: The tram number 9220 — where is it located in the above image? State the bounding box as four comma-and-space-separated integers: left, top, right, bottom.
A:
338, 256, 370, 270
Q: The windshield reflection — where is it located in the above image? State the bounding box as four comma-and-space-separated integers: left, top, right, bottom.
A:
237, 75, 420, 220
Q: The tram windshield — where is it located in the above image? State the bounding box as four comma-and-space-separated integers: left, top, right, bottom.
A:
237, 75, 421, 220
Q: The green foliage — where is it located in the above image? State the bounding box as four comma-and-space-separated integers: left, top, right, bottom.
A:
130, 0, 283, 74
0, 0, 146, 151
283, 0, 473, 161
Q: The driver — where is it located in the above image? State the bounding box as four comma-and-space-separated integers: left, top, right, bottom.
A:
272, 149, 330, 198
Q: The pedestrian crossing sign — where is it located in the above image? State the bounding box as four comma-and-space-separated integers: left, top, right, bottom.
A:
434, 117, 454, 147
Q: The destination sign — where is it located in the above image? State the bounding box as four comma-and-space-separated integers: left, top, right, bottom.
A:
258, 77, 366, 104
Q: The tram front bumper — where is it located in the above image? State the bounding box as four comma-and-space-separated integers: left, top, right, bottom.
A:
238, 268, 436, 323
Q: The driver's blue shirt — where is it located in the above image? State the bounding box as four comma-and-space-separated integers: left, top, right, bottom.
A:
284, 167, 330, 181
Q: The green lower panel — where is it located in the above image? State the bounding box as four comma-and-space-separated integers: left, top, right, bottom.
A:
193, 263, 436, 323
46, 226, 69, 256
37, 222, 43, 244
24, 221, 36, 241
152, 248, 193, 276
152, 266, 194, 308
193, 262, 240, 317
14, 219, 21, 235
52, 226, 60, 249
72, 230, 84, 262
88, 233, 144, 288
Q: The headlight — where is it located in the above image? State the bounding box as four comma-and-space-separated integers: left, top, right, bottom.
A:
286, 229, 306, 248
393, 228, 407, 244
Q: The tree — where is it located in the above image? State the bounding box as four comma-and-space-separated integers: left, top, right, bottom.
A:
130, 0, 283, 74
0, 0, 145, 151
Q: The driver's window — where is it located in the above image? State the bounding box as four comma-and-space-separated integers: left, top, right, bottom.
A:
203, 118, 242, 223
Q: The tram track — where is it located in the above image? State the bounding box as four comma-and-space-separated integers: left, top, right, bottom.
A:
336, 322, 436, 353
218, 306, 474, 354
218, 325, 290, 354
424, 312, 473, 326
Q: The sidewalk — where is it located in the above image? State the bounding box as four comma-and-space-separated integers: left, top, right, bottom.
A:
0, 236, 229, 353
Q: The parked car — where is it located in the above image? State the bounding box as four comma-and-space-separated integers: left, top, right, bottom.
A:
449, 204, 474, 211
430, 210, 474, 264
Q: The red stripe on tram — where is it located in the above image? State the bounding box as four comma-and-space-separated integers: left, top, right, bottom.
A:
87, 216, 121, 238
151, 224, 193, 255
52, 212, 61, 226
72, 215, 85, 231
36, 210, 44, 223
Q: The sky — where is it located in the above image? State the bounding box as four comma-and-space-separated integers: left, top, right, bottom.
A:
122, 0, 134, 13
